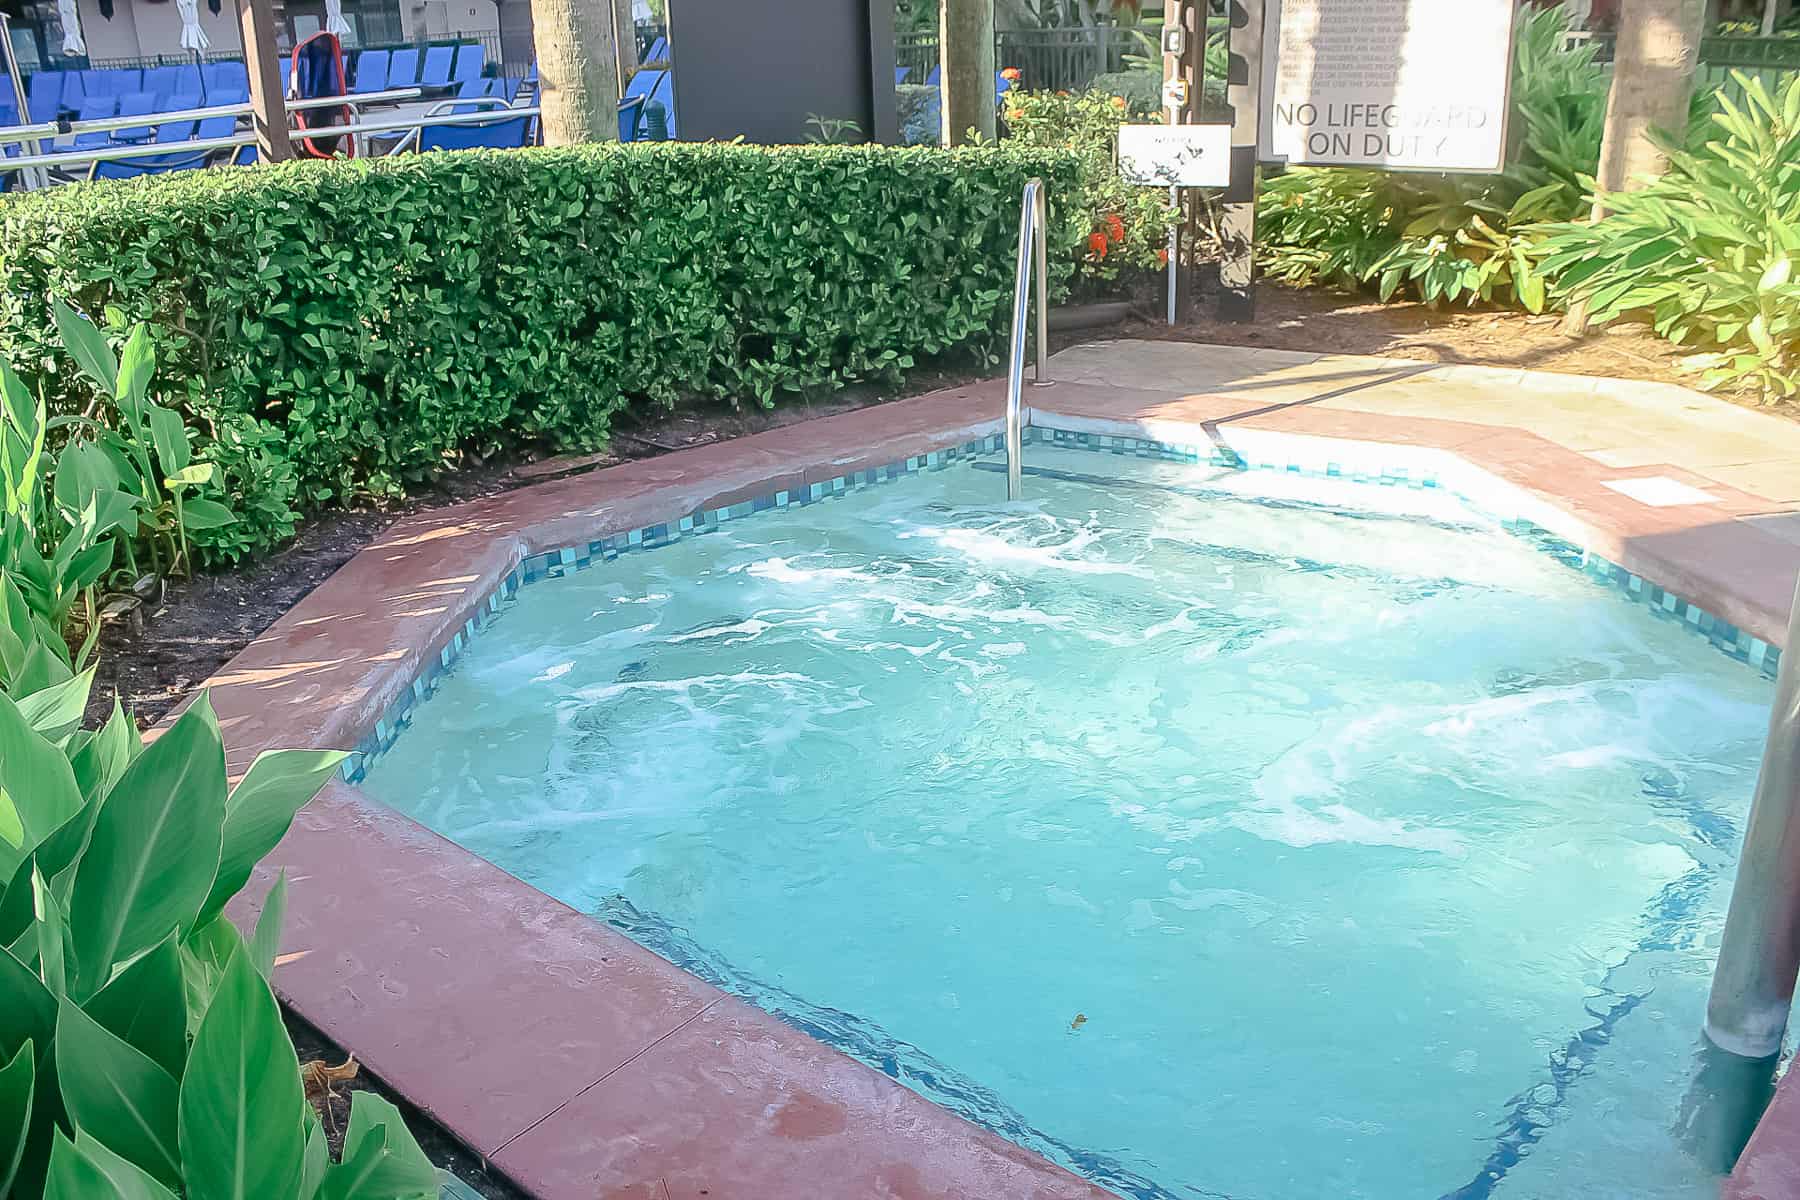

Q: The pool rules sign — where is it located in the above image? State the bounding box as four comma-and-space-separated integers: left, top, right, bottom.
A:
1258, 0, 1515, 172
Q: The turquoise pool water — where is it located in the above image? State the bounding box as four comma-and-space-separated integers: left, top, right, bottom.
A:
362, 447, 1775, 1200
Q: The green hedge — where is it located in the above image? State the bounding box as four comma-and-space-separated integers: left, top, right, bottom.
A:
0, 142, 1080, 527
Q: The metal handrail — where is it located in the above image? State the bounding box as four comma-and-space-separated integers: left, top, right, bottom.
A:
0, 87, 427, 147
1004, 177, 1050, 502
3, 103, 540, 172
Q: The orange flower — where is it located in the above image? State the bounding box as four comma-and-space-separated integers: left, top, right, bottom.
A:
1111, 95, 1127, 109
1001, 67, 1022, 82
1087, 231, 1109, 258
1056, 89, 1070, 97
1157, 248, 1169, 266
1005, 108, 1023, 122
1105, 213, 1125, 243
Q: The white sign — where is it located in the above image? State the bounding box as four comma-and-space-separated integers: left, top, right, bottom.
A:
1257, 0, 1515, 173
1119, 124, 1232, 188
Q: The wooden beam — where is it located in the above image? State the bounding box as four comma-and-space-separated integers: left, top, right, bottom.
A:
236, 0, 293, 162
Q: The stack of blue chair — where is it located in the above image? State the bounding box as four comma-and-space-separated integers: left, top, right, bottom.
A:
620, 66, 675, 140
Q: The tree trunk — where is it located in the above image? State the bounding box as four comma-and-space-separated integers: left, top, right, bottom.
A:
1596, 0, 1704, 192
941, 0, 996, 144
611, 0, 637, 80
1563, 0, 1704, 334
531, 0, 621, 146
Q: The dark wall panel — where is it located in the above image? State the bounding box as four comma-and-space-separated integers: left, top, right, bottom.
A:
666, 0, 896, 144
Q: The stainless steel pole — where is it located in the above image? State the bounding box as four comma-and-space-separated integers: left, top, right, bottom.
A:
1004, 180, 1037, 503
1031, 182, 1048, 386
1706, 571, 1800, 1058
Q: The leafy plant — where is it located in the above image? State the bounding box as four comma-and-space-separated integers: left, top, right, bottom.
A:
1258, 4, 1610, 308
0, 570, 440, 1199
1004, 87, 1179, 283
0, 144, 1080, 508
1534, 72, 1800, 401
803, 114, 864, 144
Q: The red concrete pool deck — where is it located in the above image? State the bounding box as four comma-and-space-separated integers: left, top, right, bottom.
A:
207, 342, 1800, 1199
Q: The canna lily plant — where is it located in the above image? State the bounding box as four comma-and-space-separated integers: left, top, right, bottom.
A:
0, 572, 439, 1199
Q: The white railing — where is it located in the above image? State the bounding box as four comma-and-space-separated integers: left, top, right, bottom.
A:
0, 94, 537, 176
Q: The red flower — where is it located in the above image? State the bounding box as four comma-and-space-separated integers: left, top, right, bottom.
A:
1157, 248, 1169, 266
1001, 67, 1022, 82
1087, 231, 1109, 258
1105, 213, 1125, 243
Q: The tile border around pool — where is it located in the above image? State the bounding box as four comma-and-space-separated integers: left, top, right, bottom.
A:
342, 420, 1782, 789
191, 374, 1796, 1200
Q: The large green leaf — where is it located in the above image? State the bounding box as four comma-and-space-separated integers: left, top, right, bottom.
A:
320, 1093, 439, 1200
115, 326, 156, 412
54, 998, 181, 1186
146, 406, 191, 479
16, 666, 96, 744
0, 1037, 34, 1196
85, 932, 187, 1080
299, 1114, 328, 1200
248, 871, 286, 981
68, 696, 226, 999
0, 943, 54, 1064
0, 690, 83, 876
42, 1127, 117, 1200
68, 1132, 180, 1200
178, 938, 306, 1200
68, 700, 140, 806
50, 300, 119, 398
198, 748, 345, 926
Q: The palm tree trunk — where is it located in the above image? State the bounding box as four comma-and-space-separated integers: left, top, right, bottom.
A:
531, 0, 622, 145
941, 0, 996, 144
1563, 0, 1705, 334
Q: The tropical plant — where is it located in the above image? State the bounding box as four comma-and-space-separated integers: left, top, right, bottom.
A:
0, 570, 440, 1199
1534, 72, 1800, 401
1258, 4, 1611, 308
0, 304, 238, 655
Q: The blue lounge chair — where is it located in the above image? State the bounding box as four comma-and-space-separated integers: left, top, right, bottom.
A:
389, 47, 420, 87
202, 61, 248, 100
494, 74, 523, 103
620, 68, 663, 140
163, 64, 202, 100
420, 45, 455, 88
896, 66, 910, 84
69, 97, 119, 150
450, 77, 494, 113
351, 48, 390, 94
926, 64, 941, 85
450, 42, 485, 88
141, 65, 180, 97
82, 68, 141, 98
27, 71, 65, 123
418, 112, 530, 150
645, 36, 668, 63
111, 91, 158, 142
58, 68, 86, 109
93, 109, 232, 179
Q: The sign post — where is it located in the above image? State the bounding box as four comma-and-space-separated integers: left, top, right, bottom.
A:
1159, 0, 1203, 324
1220, 0, 1267, 322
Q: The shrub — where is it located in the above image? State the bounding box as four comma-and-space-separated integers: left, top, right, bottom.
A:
0, 567, 439, 1198
1534, 73, 1800, 402
0, 143, 1081, 510
1003, 88, 1179, 285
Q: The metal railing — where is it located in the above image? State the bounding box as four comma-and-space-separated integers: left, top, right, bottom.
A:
0, 90, 537, 175
1004, 178, 1049, 502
